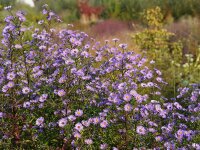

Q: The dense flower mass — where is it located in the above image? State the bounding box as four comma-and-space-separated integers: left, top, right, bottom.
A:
0, 5, 199, 149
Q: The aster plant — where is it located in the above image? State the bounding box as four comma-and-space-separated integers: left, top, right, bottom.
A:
0, 5, 199, 150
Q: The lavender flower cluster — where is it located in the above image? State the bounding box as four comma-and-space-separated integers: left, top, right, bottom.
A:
0, 5, 199, 149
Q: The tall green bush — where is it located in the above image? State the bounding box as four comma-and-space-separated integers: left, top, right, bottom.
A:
133, 7, 200, 97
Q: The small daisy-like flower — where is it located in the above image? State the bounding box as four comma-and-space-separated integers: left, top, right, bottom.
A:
22, 87, 30, 94
147, 82, 154, 87
119, 43, 128, 49
7, 81, 14, 88
141, 83, 147, 87
93, 117, 100, 125
75, 122, 83, 132
112, 38, 119, 42
124, 103, 132, 112
73, 132, 81, 138
82, 120, 90, 127
15, 44, 22, 49
68, 115, 76, 121
2, 85, 8, 93
36, 117, 44, 126
70, 37, 77, 44
149, 128, 156, 133
130, 89, 137, 96
71, 48, 79, 56
57, 89, 66, 97
7, 72, 16, 80
58, 76, 66, 83
0, 112, 4, 118
123, 94, 132, 102
4, 6, 12, 10
100, 120, 108, 128
118, 82, 126, 90
39, 94, 48, 102
84, 44, 90, 49
100, 143, 108, 150
75, 109, 83, 117
150, 60, 155, 64
155, 136, 163, 142
125, 64, 132, 70
85, 139, 93, 145
58, 118, 67, 128
39, 45, 46, 50
38, 20, 44, 25
136, 126, 146, 135
23, 102, 31, 108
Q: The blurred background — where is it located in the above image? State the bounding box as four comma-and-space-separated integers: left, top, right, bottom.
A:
1, 0, 200, 54
1, 0, 200, 39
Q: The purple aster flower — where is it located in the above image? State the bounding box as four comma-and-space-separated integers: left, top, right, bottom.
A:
100, 143, 108, 149
156, 77, 163, 82
84, 44, 90, 49
36, 117, 44, 126
125, 64, 133, 70
68, 115, 76, 122
119, 43, 128, 49
22, 87, 31, 94
118, 82, 126, 91
148, 128, 156, 133
100, 120, 108, 128
130, 89, 137, 96
57, 89, 66, 97
75, 109, 83, 117
15, 44, 22, 49
112, 38, 119, 42
58, 118, 67, 128
174, 102, 183, 110
155, 136, 163, 142
70, 37, 77, 44
136, 126, 146, 135
7, 72, 16, 80
75, 122, 83, 132
164, 142, 175, 149
192, 143, 200, 149
82, 120, 90, 127
23, 102, 31, 108
16, 11, 26, 22
0, 112, 4, 118
93, 117, 100, 124
81, 51, 89, 57
124, 103, 132, 112
71, 48, 79, 56
147, 82, 154, 87
39, 94, 48, 102
7, 81, 14, 88
175, 129, 184, 141
123, 93, 132, 102
4, 6, 12, 10
73, 132, 81, 138
95, 55, 102, 62
38, 20, 44, 24
58, 76, 66, 83
85, 139, 93, 145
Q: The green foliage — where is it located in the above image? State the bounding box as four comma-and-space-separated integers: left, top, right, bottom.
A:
0, 0, 15, 6
0, 0, 15, 11
133, 7, 200, 96
90, 0, 200, 21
